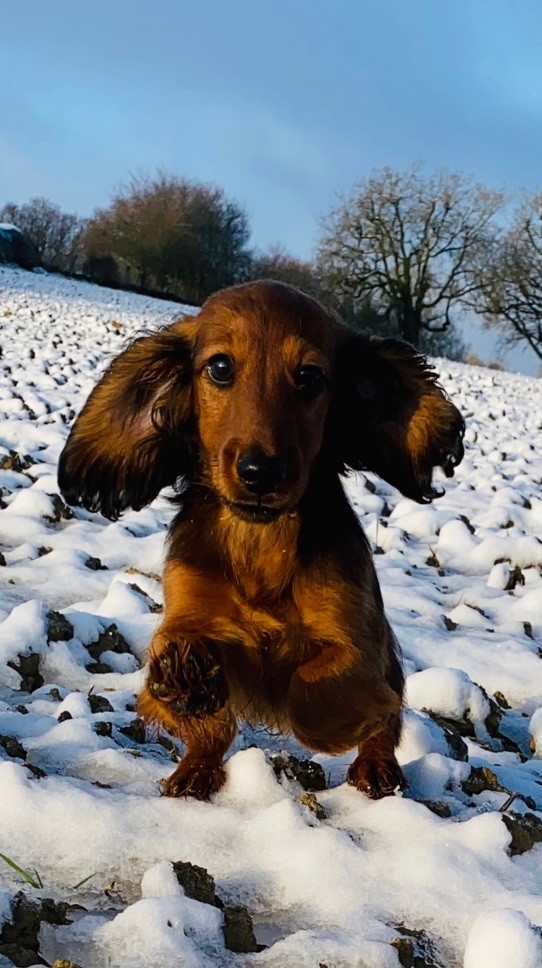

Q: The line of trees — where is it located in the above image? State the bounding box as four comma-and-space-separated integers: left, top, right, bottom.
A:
2, 167, 542, 363
0, 197, 84, 273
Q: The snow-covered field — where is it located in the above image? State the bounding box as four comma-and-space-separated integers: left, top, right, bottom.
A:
0, 265, 542, 968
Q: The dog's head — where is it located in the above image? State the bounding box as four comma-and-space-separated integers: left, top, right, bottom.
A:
190, 282, 335, 521
58, 281, 465, 521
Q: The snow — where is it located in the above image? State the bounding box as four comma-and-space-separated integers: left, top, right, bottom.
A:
405, 667, 491, 739
0, 264, 541, 967
463, 909, 542, 968
530, 707, 542, 756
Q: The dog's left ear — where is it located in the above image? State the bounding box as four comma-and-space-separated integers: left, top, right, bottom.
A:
58, 319, 198, 519
329, 333, 465, 503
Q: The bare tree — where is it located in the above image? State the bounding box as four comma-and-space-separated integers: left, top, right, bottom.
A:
82, 172, 251, 303
317, 166, 503, 346
0, 198, 84, 271
476, 193, 542, 361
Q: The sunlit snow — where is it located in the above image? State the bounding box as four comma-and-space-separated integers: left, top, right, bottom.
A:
0, 265, 541, 967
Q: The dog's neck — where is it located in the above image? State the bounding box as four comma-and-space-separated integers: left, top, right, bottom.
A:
174, 467, 354, 603
217, 504, 300, 600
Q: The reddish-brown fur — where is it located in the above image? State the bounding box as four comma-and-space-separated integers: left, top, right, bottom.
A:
58, 281, 464, 800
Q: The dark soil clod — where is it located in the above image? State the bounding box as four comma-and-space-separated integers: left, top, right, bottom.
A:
46, 611, 74, 643
272, 752, 327, 791
391, 925, 440, 967
172, 860, 216, 906
461, 766, 506, 796
84, 556, 106, 571
429, 716, 469, 760
86, 661, 113, 674
422, 800, 452, 819
0, 735, 26, 760
87, 694, 114, 714
7, 653, 44, 693
87, 624, 132, 661
502, 812, 542, 856
222, 905, 259, 953
300, 792, 328, 820
118, 718, 147, 744
45, 494, 74, 522
493, 691, 511, 709
0, 894, 71, 967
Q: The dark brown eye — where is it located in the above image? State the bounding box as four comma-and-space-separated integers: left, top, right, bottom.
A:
207, 354, 235, 387
295, 364, 327, 400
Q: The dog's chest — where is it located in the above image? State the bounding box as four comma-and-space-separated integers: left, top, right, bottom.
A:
228, 597, 311, 683
225, 612, 306, 724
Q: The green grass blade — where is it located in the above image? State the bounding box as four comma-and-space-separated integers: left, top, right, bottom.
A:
0, 853, 42, 889
71, 871, 97, 890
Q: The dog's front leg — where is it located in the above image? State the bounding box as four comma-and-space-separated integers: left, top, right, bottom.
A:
137, 562, 240, 799
144, 634, 229, 721
138, 632, 236, 800
159, 705, 236, 799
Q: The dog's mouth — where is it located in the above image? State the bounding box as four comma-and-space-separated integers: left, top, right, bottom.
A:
225, 500, 286, 523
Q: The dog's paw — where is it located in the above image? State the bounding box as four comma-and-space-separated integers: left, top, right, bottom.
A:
147, 639, 228, 719
347, 752, 406, 799
159, 758, 226, 800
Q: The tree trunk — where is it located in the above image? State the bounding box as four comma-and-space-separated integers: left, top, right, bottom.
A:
399, 308, 421, 347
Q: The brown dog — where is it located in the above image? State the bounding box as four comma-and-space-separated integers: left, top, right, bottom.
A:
58, 281, 464, 800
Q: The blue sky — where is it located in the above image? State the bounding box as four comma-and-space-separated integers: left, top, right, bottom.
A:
2, 0, 542, 373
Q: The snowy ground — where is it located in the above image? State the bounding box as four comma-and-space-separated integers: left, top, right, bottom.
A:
0, 265, 542, 968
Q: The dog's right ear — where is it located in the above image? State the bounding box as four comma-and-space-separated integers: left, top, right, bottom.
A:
58, 319, 197, 519
329, 332, 465, 503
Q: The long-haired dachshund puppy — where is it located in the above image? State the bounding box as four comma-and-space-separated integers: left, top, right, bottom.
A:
58, 281, 464, 800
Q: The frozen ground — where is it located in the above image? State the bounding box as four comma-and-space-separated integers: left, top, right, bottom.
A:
0, 265, 542, 968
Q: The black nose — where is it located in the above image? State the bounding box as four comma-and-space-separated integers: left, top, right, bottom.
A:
236, 451, 287, 496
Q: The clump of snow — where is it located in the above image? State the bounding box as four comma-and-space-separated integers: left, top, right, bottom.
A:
487, 561, 510, 589
397, 707, 453, 763
464, 908, 542, 968
52, 889, 225, 968
219, 746, 285, 807
530, 707, 542, 757
0, 265, 542, 967
0, 599, 47, 666
405, 667, 491, 737
55, 690, 91, 719
140, 860, 183, 898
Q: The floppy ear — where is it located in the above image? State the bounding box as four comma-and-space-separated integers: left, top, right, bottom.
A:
330, 334, 465, 503
58, 320, 197, 519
